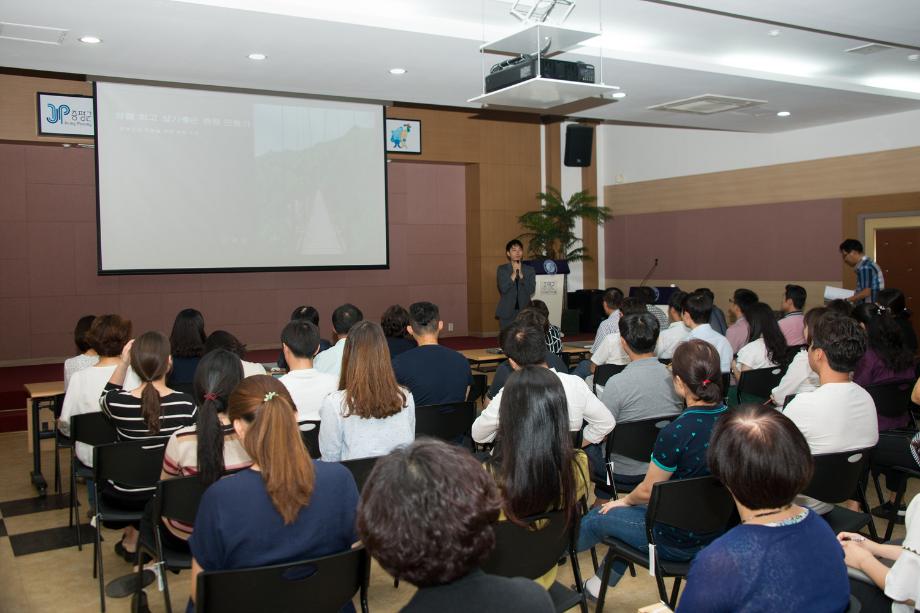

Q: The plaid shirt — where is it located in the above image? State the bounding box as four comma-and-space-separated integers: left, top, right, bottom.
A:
855, 256, 884, 303
591, 310, 621, 354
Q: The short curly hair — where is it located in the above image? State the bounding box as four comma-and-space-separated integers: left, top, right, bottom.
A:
87, 314, 132, 357
356, 439, 501, 587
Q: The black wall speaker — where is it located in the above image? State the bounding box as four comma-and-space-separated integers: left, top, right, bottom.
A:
564, 124, 593, 167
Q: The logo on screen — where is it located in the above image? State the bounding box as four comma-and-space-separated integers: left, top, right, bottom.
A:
46, 103, 71, 124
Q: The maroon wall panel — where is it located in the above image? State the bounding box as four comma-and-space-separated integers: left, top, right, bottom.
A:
0, 144, 467, 361
605, 199, 843, 281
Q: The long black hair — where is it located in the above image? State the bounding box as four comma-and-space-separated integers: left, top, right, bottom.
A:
852, 303, 914, 373
746, 302, 791, 366
192, 349, 244, 485
487, 366, 580, 526
170, 308, 206, 358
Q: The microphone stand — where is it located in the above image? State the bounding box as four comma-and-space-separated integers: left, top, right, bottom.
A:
639, 258, 658, 287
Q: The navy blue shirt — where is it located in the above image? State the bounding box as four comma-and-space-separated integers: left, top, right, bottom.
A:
651, 404, 727, 549
189, 463, 359, 610
168, 355, 200, 387
677, 510, 850, 613
386, 336, 417, 359
393, 344, 473, 407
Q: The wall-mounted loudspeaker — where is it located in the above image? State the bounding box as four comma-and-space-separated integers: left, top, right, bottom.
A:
564, 124, 593, 167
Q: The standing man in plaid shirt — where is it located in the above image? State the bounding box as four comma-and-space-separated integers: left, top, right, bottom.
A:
840, 238, 885, 304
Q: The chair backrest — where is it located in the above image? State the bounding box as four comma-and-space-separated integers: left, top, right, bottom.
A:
196, 546, 369, 613
52, 393, 66, 419
736, 366, 786, 400
71, 411, 118, 446
658, 358, 672, 366
802, 448, 873, 504
594, 363, 626, 391
721, 373, 731, 399
646, 476, 737, 537
93, 440, 167, 489
156, 475, 207, 526
865, 381, 913, 419
480, 510, 571, 580
341, 456, 379, 493
415, 402, 476, 444
298, 421, 321, 459
468, 374, 487, 404
606, 416, 673, 463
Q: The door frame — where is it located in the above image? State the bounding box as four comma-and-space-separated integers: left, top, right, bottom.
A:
858, 211, 920, 260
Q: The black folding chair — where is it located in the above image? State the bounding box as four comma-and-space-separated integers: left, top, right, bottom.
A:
298, 421, 321, 459
596, 476, 737, 612
69, 412, 118, 550
135, 475, 206, 613
803, 447, 878, 540
481, 510, 588, 613
50, 393, 68, 494
865, 381, 916, 430
735, 366, 786, 404
415, 402, 476, 450
468, 373, 488, 406
341, 456, 379, 493
92, 441, 167, 612
593, 364, 626, 394
721, 373, 731, 401
196, 546, 370, 613
593, 417, 673, 500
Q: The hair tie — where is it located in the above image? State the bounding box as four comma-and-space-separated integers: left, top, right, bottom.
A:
263, 391, 278, 402
701, 379, 712, 386
203, 392, 219, 402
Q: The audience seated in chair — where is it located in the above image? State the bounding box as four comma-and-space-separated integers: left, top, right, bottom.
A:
571, 287, 625, 380
483, 365, 589, 588
277, 305, 332, 371
841, 493, 920, 613
655, 291, 690, 360
593, 312, 683, 499
392, 301, 473, 406
314, 303, 363, 380
381, 304, 417, 359
779, 284, 808, 346
357, 439, 554, 613
771, 307, 825, 407
488, 308, 569, 399
682, 291, 733, 374
732, 301, 792, 382
64, 314, 99, 391
204, 330, 266, 378
101, 331, 197, 562
724, 288, 759, 354
577, 339, 728, 599
188, 375, 359, 613
159, 349, 251, 547
319, 320, 415, 462
634, 286, 670, 331
852, 303, 916, 431
877, 288, 918, 353
530, 299, 563, 355
168, 308, 207, 390
677, 404, 850, 612
278, 320, 338, 422
696, 287, 728, 335
783, 313, 878, 514
589, 299, 648, 378
472, 321, 613, 446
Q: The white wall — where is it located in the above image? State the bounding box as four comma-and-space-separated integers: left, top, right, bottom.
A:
600, 108, 920, 185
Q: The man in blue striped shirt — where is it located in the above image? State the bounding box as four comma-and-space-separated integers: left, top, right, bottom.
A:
840, 238, 884, 304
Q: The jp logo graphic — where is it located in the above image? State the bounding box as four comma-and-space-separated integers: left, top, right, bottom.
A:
46, 103, 71, 124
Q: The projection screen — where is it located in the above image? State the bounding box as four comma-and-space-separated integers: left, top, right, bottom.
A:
94, 81, 388, 273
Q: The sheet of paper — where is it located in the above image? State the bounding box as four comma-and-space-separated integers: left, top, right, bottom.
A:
824, 286, 855, 301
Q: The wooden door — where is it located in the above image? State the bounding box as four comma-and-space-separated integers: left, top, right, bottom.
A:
875, 227, 920, 351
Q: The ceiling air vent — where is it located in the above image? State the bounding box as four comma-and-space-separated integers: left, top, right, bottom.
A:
648, 94, 767, 115
0, 22, 68, 45
845, 43, 893, 55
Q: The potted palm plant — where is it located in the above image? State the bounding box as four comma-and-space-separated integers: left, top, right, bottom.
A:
517, 187, 612, 265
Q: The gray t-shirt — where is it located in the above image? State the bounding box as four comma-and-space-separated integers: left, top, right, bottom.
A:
600, 357, 683, 475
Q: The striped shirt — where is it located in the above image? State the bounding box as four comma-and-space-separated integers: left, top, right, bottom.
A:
100, 383, 197, 493
855, 256, 884, 303
591, 310, 622, 354
161, 424, 252, 539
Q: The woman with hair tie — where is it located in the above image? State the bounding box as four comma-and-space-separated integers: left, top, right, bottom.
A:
188, 375, 359, 612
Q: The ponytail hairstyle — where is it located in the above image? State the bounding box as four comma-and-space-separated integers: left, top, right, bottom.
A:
130, 331, 172, 434
671, 339, 723, 404
227, 376, 313, 524
192, 349, 244, 486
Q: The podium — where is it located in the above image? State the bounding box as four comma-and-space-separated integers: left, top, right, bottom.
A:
527, 260, 570, 328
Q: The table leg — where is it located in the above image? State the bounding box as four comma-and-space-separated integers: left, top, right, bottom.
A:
30, 398, 47, 496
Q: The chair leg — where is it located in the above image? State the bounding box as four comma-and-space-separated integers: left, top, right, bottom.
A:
96, 516, 106, 612
654, 568, 670, 606
589, 546, 599, 573
668, 576, 683, 610
596, 552, 616, 613
886, 480, 909, 542
134, 548, 146, 610
568, 547, 589, 613
871, 469, 885, 511
54, 445, 61, 494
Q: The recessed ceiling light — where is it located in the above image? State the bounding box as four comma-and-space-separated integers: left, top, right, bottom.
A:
389, 68, 407, 75
612, 92, 627, 98
767, 29, 781, 37
776, 111, 791, 117
79, 35, 102, 44
248, 53, 267, 61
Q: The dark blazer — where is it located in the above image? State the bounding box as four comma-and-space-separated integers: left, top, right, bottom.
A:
495, 262, 536, 325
